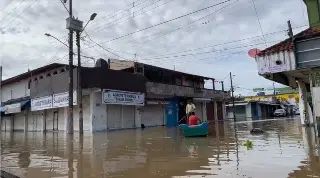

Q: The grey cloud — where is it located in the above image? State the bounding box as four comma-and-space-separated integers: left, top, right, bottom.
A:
0, 0, 308, 93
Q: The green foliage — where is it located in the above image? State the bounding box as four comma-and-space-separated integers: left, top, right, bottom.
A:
243, 140, 253, 150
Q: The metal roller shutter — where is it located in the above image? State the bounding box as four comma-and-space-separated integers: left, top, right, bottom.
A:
141, 105, 164, 127
107, 105, 122, 130
122, 105, 135, 129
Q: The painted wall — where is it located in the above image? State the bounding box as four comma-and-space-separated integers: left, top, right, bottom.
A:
305, 0, 320, 26
256, 51, 296, 75
1, 66, 67, 103
165, 98, 178, 127
1, 80, 29, 102
244, 93, 299, 104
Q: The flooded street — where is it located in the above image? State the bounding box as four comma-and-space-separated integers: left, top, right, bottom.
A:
1, 117, 320, 178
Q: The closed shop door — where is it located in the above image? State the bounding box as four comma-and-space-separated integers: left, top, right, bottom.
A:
206, 102, 214, 121
29, 113, 42, 132
107, 105, 122, 130
122, 105, 135, 129
141, 105, 164, 127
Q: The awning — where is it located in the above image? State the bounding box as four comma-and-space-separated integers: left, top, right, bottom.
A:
193, 98, 212, 102
4, 100, 30, 114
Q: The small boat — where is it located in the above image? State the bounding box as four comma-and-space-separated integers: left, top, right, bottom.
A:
179, 122, 208, 137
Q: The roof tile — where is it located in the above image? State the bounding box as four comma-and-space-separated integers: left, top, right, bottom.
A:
258, 27, 320, 56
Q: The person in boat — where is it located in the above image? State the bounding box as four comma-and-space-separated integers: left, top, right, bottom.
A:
186, 100, 196, 118
188, 112, 202, 126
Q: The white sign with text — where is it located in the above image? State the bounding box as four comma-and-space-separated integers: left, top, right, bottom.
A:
52, 91, 77, 108
102, 89, 145, 106
31, 96, 53, 111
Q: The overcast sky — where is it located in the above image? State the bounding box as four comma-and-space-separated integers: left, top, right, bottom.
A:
0, 0, 309, 95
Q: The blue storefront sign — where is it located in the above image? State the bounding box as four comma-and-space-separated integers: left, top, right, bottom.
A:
165, 98, 179, 127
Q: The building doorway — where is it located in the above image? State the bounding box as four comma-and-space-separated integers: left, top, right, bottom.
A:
178, 98, 188, 124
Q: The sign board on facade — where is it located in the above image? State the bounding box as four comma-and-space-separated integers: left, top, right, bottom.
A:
5, 103, 22, 114
146, 100, 169, 105
52, 91, 77, 108
311, 68, 320, 87
102, 89, 145, 106
31, 91, 77, 111
31, 96, 53, 111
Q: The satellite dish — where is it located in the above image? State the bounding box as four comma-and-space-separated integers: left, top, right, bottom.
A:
248, 48, 261, 58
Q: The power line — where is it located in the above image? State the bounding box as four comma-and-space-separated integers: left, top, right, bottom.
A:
84, 31, 128, 60
88, 0, 149, 29
139, 39, 280, 62
88, 0, 176, 35
251, 0, 267, 47
0, 0, 14, 12
83, 0, 235, 49
137, 24, 306, 59
125, 0, 241, 48
1, 0, 39, 30
0, 0, 25, 25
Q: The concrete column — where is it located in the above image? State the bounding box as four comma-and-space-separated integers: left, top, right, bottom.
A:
222, 101, 226, 120
64, 107, 68, 131
42, 110, 46, 132
202, 102, 207, 121
213, 101, 218, 121
135, 106, 142, 128
24, 110, 28, 132
11, 115, 14, 132
245, 103, 252, 121
297, 79, 314, 126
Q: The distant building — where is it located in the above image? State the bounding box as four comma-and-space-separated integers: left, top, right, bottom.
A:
243, 93, 299, 105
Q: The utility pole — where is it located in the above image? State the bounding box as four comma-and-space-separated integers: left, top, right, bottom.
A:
67, 0, 74, 134
221, 81, 224, 92
76, 32, 83, 134
230, 72, 236, 122
0, 66, 2, 122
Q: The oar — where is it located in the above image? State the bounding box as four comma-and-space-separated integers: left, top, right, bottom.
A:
178, 115, 187, 124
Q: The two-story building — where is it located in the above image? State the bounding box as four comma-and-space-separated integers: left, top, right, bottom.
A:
0, 59, 229, 132
108, 59, 230, 126
253, 0, 320, 127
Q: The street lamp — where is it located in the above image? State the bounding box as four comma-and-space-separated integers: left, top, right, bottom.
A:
76, 13, 97, 134
80, 13, 97, 36
45, 33, 69, 48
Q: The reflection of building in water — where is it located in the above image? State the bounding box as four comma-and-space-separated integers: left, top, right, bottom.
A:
288, 127, 320, 177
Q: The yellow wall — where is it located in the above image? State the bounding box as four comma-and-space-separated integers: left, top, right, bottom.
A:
244, 93, 299, 103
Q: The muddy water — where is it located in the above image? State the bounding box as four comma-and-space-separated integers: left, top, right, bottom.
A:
1, 117, 320, 178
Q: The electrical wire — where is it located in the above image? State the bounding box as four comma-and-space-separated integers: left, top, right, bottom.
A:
1, 0, 39, 30
84, 31, 128, 60
133, 24, 306, 59
88, 0, 176, 36
251, 0, 267, 47
0, 0, 14, 12
0, 0, 25, 25
125, 0, 241, 48
83, 0, 235, 49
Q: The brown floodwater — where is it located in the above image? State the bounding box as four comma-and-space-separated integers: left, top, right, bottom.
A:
1, 117, 320, 178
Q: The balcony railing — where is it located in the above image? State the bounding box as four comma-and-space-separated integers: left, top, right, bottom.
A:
146, 82, 230, 100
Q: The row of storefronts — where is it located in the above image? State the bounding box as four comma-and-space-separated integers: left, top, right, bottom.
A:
1, 89, 222, 132
0, 62, 228, 132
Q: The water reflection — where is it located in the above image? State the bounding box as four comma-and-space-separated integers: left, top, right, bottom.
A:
1, 117, 320, 178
